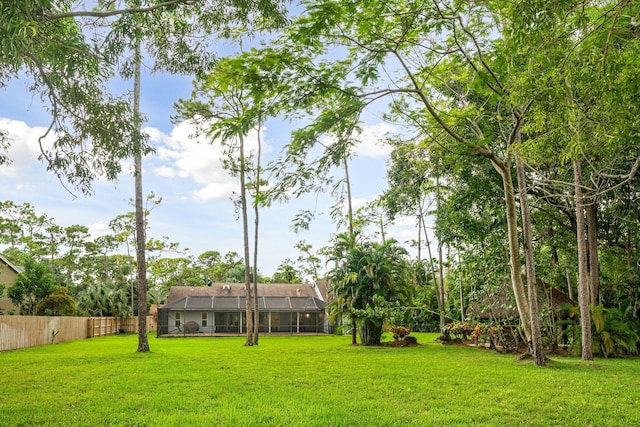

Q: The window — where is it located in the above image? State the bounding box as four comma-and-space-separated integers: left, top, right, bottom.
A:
201, 312, 208, 327
175, 312, 181, 328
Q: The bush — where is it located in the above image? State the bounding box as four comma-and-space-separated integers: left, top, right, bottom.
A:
387, 325, 411, 341
36, 287, 76, 316
557, 304, 640, 357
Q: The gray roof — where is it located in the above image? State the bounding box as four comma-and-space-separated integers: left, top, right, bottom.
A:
162, 284, 326, 312
162, 295, 325, 312
166, 283, 320, 303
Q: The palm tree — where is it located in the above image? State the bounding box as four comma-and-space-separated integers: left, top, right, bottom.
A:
76, 281, 130, 318
328, 233, 412, 345
327, 232, 360, 344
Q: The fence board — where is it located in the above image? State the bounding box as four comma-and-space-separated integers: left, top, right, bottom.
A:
0, 316, 156, 351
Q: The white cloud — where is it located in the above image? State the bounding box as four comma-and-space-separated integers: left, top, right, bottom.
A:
192, 182, 238, 201
318, 122, 395, 159
88, 221, 111, 238
392, 216, 417, 227
145, 120, 269, 201
355, 123, 394, 158
352, 197, 369, 210
152, 165, 177, 178
0, 118, 51, 177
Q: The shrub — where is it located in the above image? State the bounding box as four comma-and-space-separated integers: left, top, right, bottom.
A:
387, 325, 411, 341
557, 304, 640, 357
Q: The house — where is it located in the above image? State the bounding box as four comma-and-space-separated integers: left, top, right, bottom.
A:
156, 282, 328, 337
0, 254, 23, 315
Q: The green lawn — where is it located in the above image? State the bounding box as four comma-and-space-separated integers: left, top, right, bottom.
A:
1, 333, 639, 426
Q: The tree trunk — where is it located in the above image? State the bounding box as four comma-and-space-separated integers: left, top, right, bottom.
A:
565, 268, 574, 301
252, 119, 263, 345
359, 319, 383, 346
458, 252, 465, 322
422, 222, 444, 329
436, 177, 446, 327
416, 213, 422, 261
573, 159, 593, 360
344, 155, 357, 345
493, 154, 532, 342
239, 135, 253, 346
344, 157, 354, 237
351, 319, 357, 345
515, 156, 545, 366
586, 199, 600, 305
133, 38, 149, 353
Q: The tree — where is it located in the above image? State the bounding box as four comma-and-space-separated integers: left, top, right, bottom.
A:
273, 261, 302, 284
8, 255, 58, 315
36, 287, 76, 316
60, 225, 89, 288
175, 51, 278, 345
508, 0, 640, 360
131, 31, 150, 353
328, 233, 412, 345
76, 281, 130, 318
382, 141, 447, 329
294, 241, 324, 282
0, 1, 145, 194
236, 0, 544, 354
1, 0, 289, 194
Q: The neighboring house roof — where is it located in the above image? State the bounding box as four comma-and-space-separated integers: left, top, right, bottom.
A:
162, 284, 326, 312
0, 253, 23, 313
0, 253, 23, 276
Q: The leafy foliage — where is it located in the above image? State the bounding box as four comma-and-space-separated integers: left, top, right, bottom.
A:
558, 304, 640, 357
8, 255, 58, 315
76, 281, 130, 319
328, 233, 412, 345
36, 286, 76, 316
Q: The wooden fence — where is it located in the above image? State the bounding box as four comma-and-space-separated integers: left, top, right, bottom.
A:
0, 316, 156, 352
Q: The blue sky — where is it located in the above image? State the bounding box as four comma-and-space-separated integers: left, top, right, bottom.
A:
0, 45, 421, 280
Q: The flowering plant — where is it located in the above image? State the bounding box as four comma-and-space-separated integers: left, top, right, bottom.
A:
387, 325, 411, 341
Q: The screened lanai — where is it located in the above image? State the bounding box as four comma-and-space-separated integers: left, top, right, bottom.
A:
156, 284, 328, 337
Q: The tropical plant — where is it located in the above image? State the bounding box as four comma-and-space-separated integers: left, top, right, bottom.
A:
328, 233, 412, 345
557, 304, 640, 358
76, 281, 130, 319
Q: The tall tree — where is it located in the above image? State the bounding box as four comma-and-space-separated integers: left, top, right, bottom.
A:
175, 54, 273, 346
515, 156, 546, 365
573, 159, 593, 360
0, 1, 144, 194
131, 34, 150, 352
8, 255, 58, 315
237, 0, 544, 352
2, 1, 289, 193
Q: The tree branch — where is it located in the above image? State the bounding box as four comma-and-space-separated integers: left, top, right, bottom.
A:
40, 0, 201, 21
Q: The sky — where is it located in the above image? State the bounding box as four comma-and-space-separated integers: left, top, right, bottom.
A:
0, 25, 422, 280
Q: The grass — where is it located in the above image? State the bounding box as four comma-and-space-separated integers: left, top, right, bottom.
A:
1, 333, 639, 426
